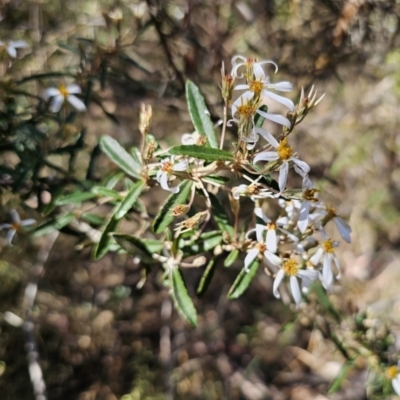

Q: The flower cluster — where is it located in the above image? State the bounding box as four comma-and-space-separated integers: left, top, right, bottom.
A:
150, 55, 350, 308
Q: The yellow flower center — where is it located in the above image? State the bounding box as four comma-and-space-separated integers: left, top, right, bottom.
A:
386, 365, 399, 380
11, 222, 21, 231
267, 222, 276, 230
247, 185, 259, 195
326, 206, 337, 219
277, 138, 293, 160
58, 84, 69, 97
237, 104, 255, 118
248, 80, 264, 96
256, 242, 266, 253
282, 259, 299, 276
161, 161, 173, 174
303, 188, 319, 202
322, 239, 335, 253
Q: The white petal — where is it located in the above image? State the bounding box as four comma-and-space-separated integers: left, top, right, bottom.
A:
290, 276, 301, 306
159, 172, 179, 193
310, 248, 324, 266
21, 219, 36, 226
181, 133, 196, 145
10, 40, 29, 49
292, 158, 310, 176
254, 207, 269, 222
302, 175, 314, 190
253, 64, 265, 80
297, 201, 310, 233
269, 81, 293, 92
67, 95, 87, 112
262, 90, 295, 112
173, 160, 189, 172
244, 248, 259, 271
264, 251, 282, 267
255, 224, 265, 243
256, 109, 291, 128
393, 376, 400, 395
66, 84, 82, 94
273, 269, 285, 298
335, 217, 352, 243
10, 209, 21, 223
49, 95, 64, 113
257, 59, 278, 73
254, 127, 279, 147
44, 88, 61, 100
0, 223, 12, 230
6, 46, 17, 58
278, 161, 289, 192
332, 253, 342, 279
253, 151, 279, 164
322, 254, 334, 289
6, 229, 16, 245
266, 228, 277, 253
233, 84, 250, 91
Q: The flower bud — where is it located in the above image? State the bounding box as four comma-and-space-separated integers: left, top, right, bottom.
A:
139, 103, 152, 136
171, 204, 190, 217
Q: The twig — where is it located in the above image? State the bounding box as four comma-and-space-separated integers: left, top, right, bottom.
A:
219, 102, 229, 150
22, 231, 59, 400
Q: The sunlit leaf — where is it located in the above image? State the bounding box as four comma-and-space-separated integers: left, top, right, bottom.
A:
153, 181, 193, 234
169, 145, 233, 162
114, 180, 145, 220
227, 260, 260, 299
54, 191, 97, 206
33, 213, 75, 237
112, 233, 163, 260
93, 217, 120, 260
100, 135, 142, 179
186, 80, 218, 148
197, 259, 216, 295
171, 267, 197, 327
224, 249, 239, 267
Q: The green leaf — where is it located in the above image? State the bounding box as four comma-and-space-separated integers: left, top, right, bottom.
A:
186, 80, 218, 148
169, 145, 233, 162
54, 191, 97, 206
202, 175, 229, 185
33, 213, 75, 237
114, 180, 145, 220
209, 193, 234, 237
228, 260, 260, 299
200, 231, 222, 251
153, 181, 193, 234
93, 217, 120, 260
254, 105, 268, 128
91, 186, 122, 200
102, 171, 124, 189
171, 267, 197, 327
197, 259, 216, 295
224, 249, 239, 267
100, 135, 142, 179
112, 233, 163, 260
328, 359, 355, 393
81, 213, 105, 226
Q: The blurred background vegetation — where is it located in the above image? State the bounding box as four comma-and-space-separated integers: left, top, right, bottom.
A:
2, 0, 400, 399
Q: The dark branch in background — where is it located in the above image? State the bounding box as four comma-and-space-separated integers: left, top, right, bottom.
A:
145, 0, 186, 88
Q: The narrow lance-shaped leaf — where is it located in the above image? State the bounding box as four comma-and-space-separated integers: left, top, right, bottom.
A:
93, 216, 120, 260
224, 249, 239, 267
171, 267, 197, 327
33, 213, 75, 237
111, 233, 163, 261
197, 259, 217, 295
54, 191, 97, 206
100, 135, 142, 179
209, 192, 234, 237
169, 145, 233, 162
227, 260, 260, 299
153, 180, 193, 234
186, 80, 218, 148
114, 180, 145, 220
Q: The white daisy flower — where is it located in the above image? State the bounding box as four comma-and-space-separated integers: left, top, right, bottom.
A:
231, 184, 274, 201
254, 207, 298, 253
232, 55, 294, 112
156, 156, 189, 193
309, 235, 341, 290
0, 210, 36, 245
297, 177, 319, 233
386, 363, 400, 396
253, 137, 310, 193
244, 224, 281, 272
310, 205, 352, 243
44, 84, 87, 113
0, 40, 29, 58
273, 258, 319, 306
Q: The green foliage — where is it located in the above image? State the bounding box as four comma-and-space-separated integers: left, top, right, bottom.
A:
227, 260, 260, 299
169, 145, 234, 162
